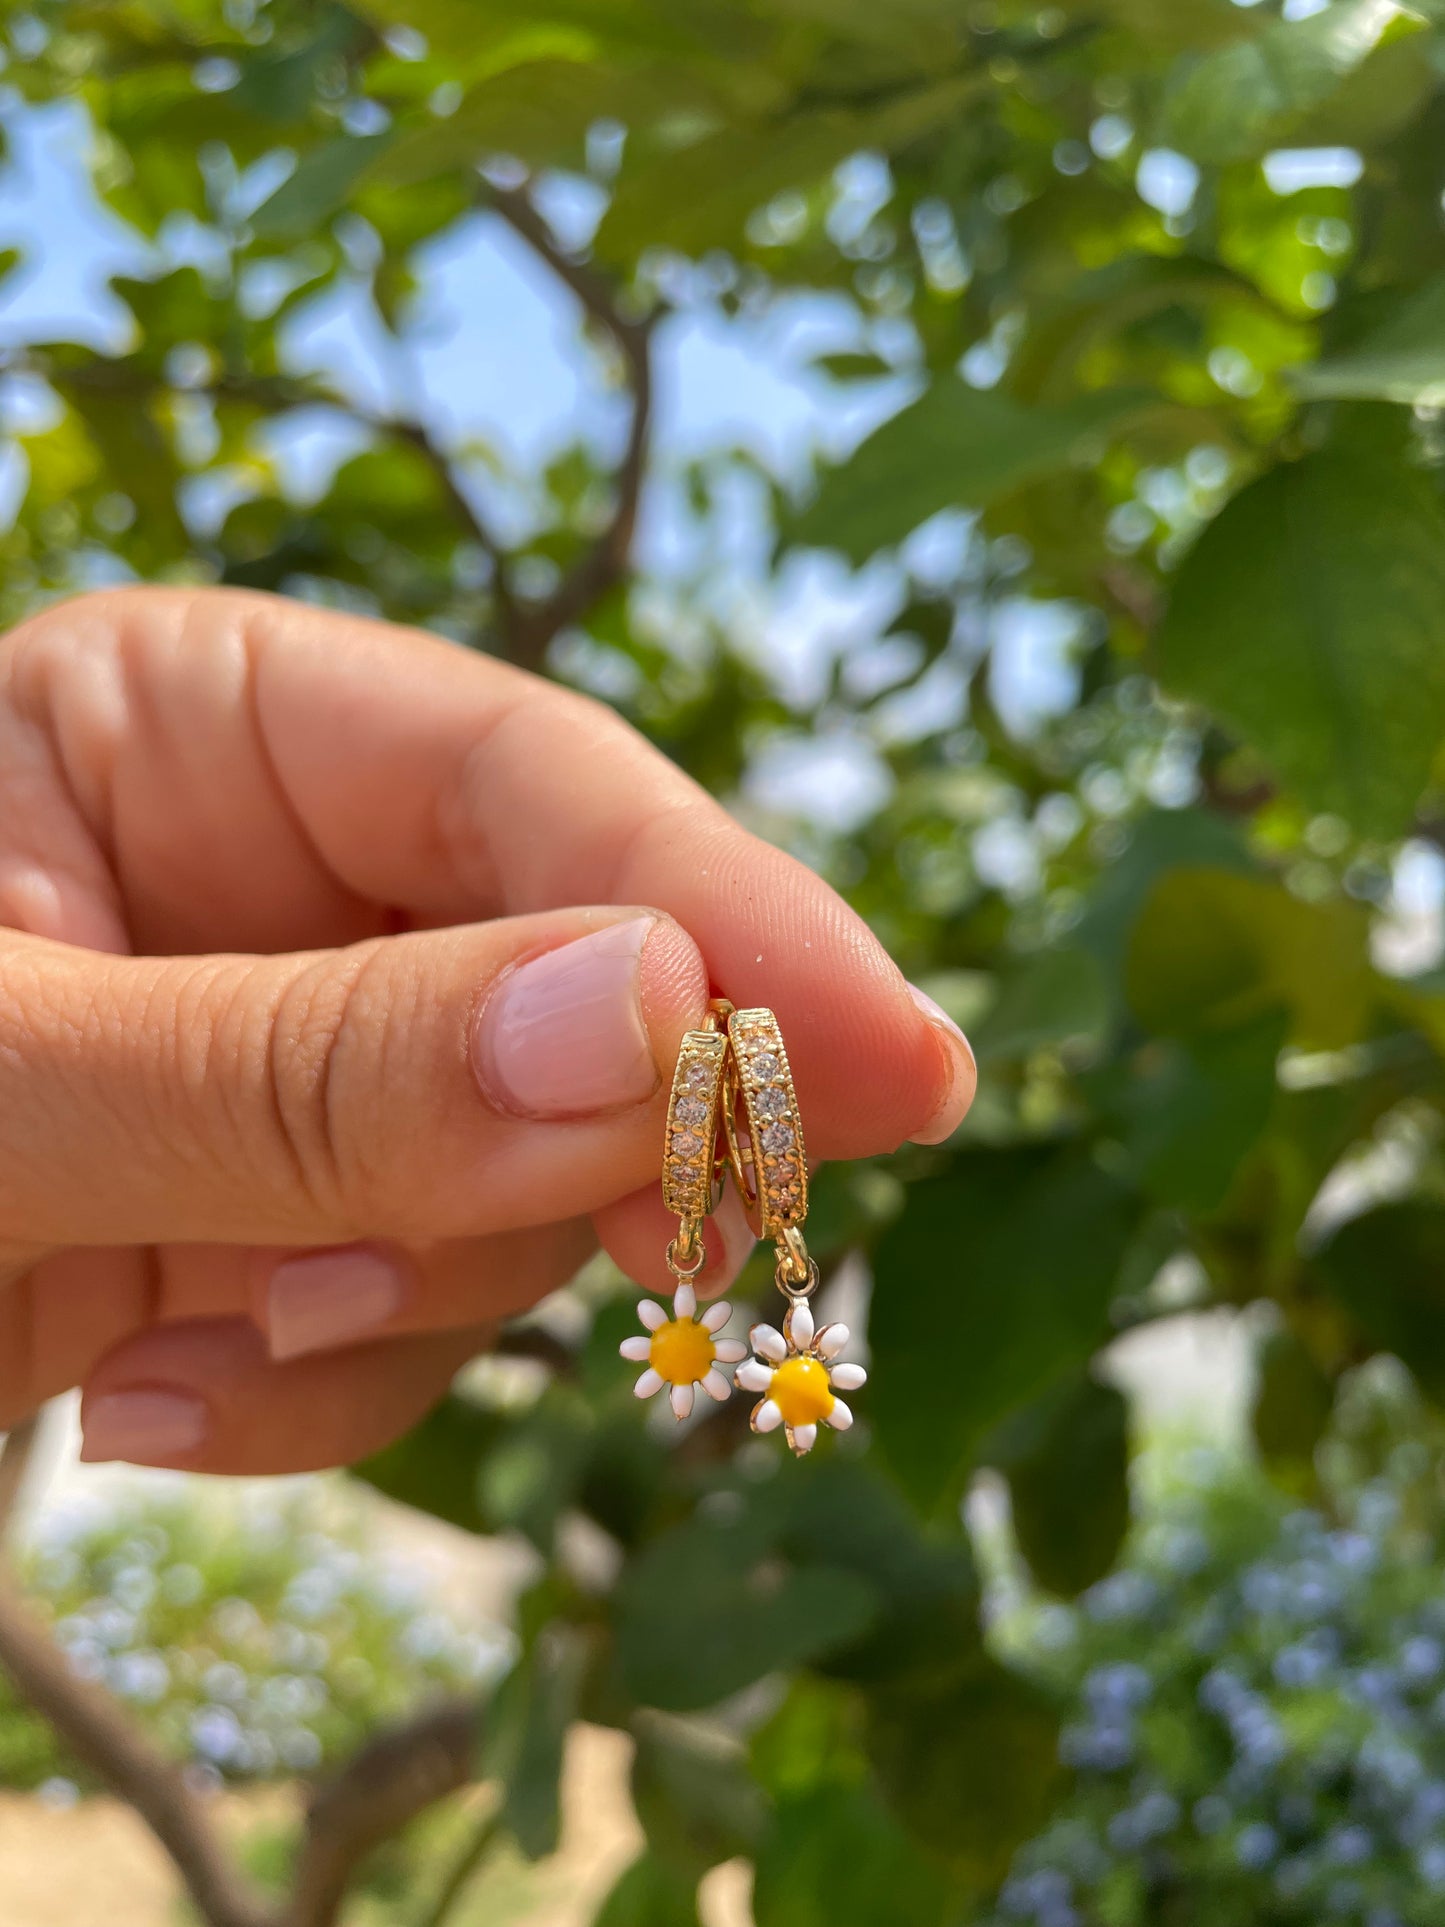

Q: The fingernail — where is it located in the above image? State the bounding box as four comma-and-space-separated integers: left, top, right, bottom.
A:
267, 1246, 408, 1361
81, 1389, 208, 1464
474, 917, 660, 1119
906, 982, 978, 1145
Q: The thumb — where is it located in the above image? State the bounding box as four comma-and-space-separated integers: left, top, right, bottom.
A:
0, 910, 706, 1252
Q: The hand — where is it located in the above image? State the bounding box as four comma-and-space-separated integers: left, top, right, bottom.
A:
0, 587, 975, 1473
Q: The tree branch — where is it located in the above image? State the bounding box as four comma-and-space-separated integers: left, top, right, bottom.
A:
34, 356, 519, 647
31, 196, 656, 675
485, 184, 655, 671
287, 1700, 479, 1927
0, 1573, 272, 1927
0, 1409, 484, 1927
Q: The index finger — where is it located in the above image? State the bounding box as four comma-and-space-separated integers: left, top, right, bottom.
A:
14, 587, 972, 1156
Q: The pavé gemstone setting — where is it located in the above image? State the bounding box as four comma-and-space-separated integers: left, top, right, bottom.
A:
728, 1006, 809, 1236
661, 1027, 727, 1220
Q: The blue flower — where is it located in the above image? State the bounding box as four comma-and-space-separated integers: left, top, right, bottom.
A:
1235, 1822, 1279, 1870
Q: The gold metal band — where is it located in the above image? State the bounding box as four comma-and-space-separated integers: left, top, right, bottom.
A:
724, 1006, 808, 1241
660, 1004, 730, 1221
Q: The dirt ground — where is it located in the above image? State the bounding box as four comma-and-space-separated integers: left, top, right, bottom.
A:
0, 1723, 753, 1927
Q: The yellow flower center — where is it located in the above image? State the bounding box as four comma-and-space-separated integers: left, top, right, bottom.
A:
648, 1318, 715, 1386
768, 1356, 834, 1427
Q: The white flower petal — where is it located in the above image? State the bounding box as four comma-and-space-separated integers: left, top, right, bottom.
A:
816, 1323, 850, 1360
702, 1369, 733, 1403
672, 1281, 697, 1320
751, 1323, 787, 1362
735, 1359, 773, 1393
791, 1423, 817, 1454
785, 1301, 814, 1350
670, 1381, 695, 1420
753, 1398, 783, 1434
634, 1368, 664, 1399
713, 1339, 748, 1363
638, 1299, 667, 1331
619, 1335, 652, 1362
826, 1398, 854, 1431
701, 1300, 732, 1333
830, 1362, 867, 1391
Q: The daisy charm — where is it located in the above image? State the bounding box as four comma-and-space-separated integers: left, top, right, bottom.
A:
620, 1279, 749, 1419
735, 1297, 867, 1457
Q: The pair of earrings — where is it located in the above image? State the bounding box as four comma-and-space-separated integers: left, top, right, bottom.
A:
619, 1001, 866, 1457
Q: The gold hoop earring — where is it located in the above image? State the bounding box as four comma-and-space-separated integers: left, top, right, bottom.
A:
618, 1000, 747, 1420
725, 1007, 867, 1458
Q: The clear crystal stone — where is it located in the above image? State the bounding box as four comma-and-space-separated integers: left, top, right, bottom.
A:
749, 1051, 780, 1083
682, 1061, 713, 1091
671, 1131, 703, 1158
674, 1094, 708, 1126
761, 1122, 795, 1155
754, 1086, 789, 1119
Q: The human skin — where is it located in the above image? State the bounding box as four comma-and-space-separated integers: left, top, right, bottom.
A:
0, 587, 975, 1474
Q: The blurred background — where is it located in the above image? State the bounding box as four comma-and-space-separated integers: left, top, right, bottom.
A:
4, 1, 1445, 1923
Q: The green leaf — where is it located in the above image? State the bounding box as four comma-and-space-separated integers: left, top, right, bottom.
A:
1296, 273, 1445, 406
779, 1458, 982, 1686
763, 0, 974, 64
231, 8, 370, 124
865, 1654, 1063, 1881
354, 0, 513, 59
1125, 867, 1371, 1048
752, 1785, 957, 1927
989, 1372, 1131, 1598
474, 1389, 594, 1552
1126, 866, 1374, 1049
870, 1150, 1137, 1511
1312, 1201, 1445, 1404
250, 132, 392, 240
379, 59, 703, 184
972, 943, 1111, 1063
353, 1394, 501, 1534
1074, 810, 1256, 982
593, 1852, 701, 1927
630, 1712, 766, 1875
597, 116, 858, 263
791, 383, 1147, 564
1053, 0, 1274, 51
615, 1516, 878, 1712
1289, 19, 1436, 150
1160, 0, 1395, 163
1090, 1011, 1288, 1214
595, 74, 978, 264
1156, 451, 1445, 839
484, 1623, 587, 1859
54, 366, 187, 565
1252, 1326, 1335, 1472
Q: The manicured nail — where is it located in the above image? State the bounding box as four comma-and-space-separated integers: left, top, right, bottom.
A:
81, 1389, 208, 1464
267, 1246, 408, 1361
473, 917, 660, 1119
906, 982, 978, 1145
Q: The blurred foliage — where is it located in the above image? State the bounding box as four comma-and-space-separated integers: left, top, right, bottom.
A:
0, 1488, 503, 1793
982, 1362, 1445, 1927
7, 0, 1445, 1919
